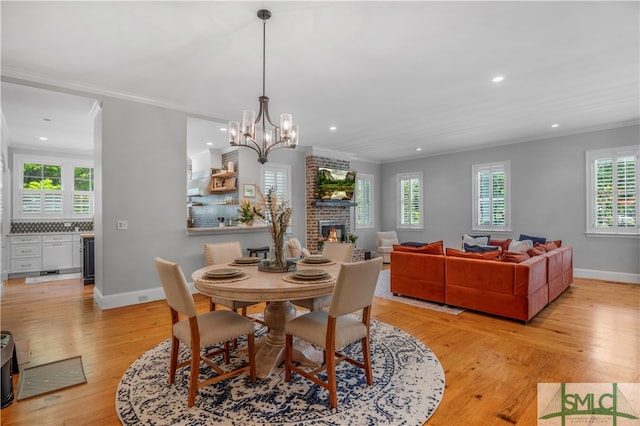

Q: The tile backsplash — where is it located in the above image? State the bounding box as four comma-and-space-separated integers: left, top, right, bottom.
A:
10, 221, 94, 234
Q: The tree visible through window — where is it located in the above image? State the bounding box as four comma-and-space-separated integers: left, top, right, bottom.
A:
588, 146, 638, 234
355, 173, 373, 229
23, 163, 62, 189
397, 172, 423, 228
473, 161, 510, 231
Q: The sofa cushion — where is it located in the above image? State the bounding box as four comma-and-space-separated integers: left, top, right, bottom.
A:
446, 248, 500, 260
489, 239, 512, 253
543, 241, 559, 251
463, 243, 500, 253
503, 251, 531, 263
508, 239, 533, 253
519, 234, 547, 245
527, 245, 546, 256
393, 240, 444, 255
462, 234, 490, 247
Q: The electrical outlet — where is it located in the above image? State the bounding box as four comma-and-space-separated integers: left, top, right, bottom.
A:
117, 220, 128, 230
138, 295, 149, 302
64, 222, 72, 227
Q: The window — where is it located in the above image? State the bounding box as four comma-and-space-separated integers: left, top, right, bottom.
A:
262, 163, 292, 229
262, 164, 291, 204
397, 171, 423, 229
587, 146, 638, 235
13, 154, 94, 219
355, 173, 374, 229
472, 161, 510, 231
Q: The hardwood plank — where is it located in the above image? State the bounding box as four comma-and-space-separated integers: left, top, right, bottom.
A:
0, 275, 637, 425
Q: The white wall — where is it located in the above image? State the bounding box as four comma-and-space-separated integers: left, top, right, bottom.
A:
381, 124, 640, 282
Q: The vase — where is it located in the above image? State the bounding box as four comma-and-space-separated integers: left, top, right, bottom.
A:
271, 231, 286, 268
246, 220, 254, 226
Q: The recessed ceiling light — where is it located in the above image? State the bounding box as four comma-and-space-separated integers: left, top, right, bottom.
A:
492, 76, 504, 83
39, 137, 48, 141
551, 124, 559, 128
219, 127, 227, 132
206, 142, 213, 146
416, 147, 422, 152
329, 126, 337, 131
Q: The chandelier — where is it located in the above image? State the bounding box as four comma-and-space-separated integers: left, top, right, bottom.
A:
228, 9, 298, 164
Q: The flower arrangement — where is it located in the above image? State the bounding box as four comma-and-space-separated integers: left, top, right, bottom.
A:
237, 200, 261, 225
254, 187, 293, 268
317, 236, 326, 252
347, 233, 359, 244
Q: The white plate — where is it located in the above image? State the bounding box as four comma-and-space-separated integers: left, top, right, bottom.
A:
293, 269, 329, 280
303, 256, 330, 264
234, 257, 260, 264
204, 268, 243, 278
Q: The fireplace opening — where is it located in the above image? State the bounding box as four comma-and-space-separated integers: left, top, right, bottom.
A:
319, 220, 347, 243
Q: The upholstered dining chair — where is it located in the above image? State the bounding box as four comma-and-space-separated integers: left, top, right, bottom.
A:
284, 257, 383, 408
292, 242, 355, 311
154, 257, 256, 407
204, 242, 261, 316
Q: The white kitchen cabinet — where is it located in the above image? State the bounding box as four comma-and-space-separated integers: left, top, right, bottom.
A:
72, 235, 81, 268
9, 235, 42, 273
42, 235, 73, 270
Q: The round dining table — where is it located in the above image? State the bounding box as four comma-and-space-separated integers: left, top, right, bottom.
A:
192, 259, 341, 378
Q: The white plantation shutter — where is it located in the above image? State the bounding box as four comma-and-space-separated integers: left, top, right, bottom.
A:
21, 191, 64, 216
397, 172, 423, 228
588, 147, 638, 234
473, 162, 509, 231
355, 173, 373, 229
263, 165, 290, 203
73, 194, 93, 215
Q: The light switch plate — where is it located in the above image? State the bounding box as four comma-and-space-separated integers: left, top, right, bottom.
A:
117, 220, 128, 230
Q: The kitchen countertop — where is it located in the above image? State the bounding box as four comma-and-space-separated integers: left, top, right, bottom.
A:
186, 224, 268, 236
80, 233, 95, 238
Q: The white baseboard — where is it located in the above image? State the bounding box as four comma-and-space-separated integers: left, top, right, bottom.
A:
93, 281, 197, 310
574, 268, 640, 284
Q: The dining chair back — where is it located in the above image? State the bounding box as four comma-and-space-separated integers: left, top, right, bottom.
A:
204, 241, 243, 266
284, 257, 383, 408
321, 242, 354, 263
154, 257, 256, 407
203, 241, 260, 317
291, 242, 355, 312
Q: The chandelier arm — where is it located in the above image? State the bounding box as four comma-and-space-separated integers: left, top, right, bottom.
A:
243, 135, 264, 154
264, 140, 295, 156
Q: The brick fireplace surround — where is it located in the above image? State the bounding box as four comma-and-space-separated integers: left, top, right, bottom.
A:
305, 156, 364, 261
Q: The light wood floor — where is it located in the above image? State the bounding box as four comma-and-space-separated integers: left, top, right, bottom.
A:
1, 272, 638, 425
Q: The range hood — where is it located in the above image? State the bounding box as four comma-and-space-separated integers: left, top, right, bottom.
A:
187, 149, 222, 196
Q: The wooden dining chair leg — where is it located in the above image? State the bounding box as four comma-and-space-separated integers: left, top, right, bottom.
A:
188, 349, 200, 407
247, 333, 257, 382
169, 335, 179, 384
362, 335, 373, 385
326, 317, 338, 409
210, 299, 216, 311
223, 341, 231, 363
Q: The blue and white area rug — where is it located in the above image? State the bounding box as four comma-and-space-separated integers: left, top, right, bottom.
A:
116, 319, 444, 425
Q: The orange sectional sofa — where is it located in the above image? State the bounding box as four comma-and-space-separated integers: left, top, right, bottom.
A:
389, 243, 573, 322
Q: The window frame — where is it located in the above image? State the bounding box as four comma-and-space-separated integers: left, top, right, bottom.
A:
586, 146, 639, 236
472, 161, 511, 232
396, 171, 423, 229
355, 173, 374, 229
13, 153, 94, 219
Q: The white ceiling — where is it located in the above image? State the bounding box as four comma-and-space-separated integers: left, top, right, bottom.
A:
1, 1, 638, 163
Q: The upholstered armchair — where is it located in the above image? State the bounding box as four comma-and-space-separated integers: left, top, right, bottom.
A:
285, 238, 311, 259
376, 231, 398, 263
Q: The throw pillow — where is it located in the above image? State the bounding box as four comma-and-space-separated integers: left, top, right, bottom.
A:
393, 241, 444, 255
527, 246, 546, 256
489, 239, 512, 253
401, 241, 427, 247
508, 239, 533, 253
543, 241, 559, 251
462, 234, 490, 247
463, 243, 500, 253
446, 248, 501, 261
519, 234, 547, 245
380, 238, 399, 247
503, 251, 531, 263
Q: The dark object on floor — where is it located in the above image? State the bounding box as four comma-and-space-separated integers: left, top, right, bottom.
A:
1, 331, 15, 409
